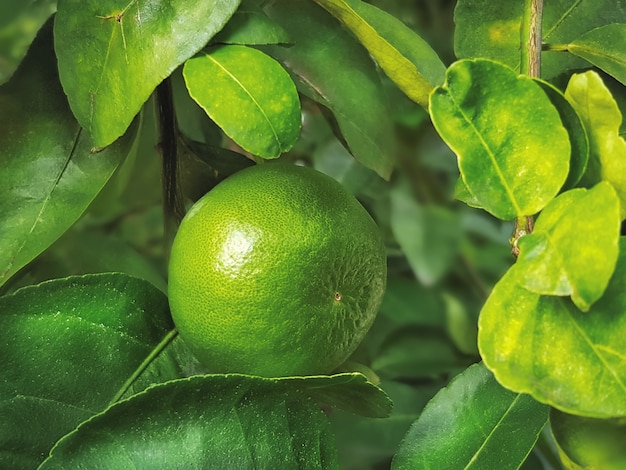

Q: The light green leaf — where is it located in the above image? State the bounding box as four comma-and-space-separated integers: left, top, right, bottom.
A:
54, 0, 241, 147
0, 274, 173, 469
212, 0, 291, 45
551, 408, 626, 470
391, 363, 549, 469
569, 23, 626, 87
183, 45, 301, 158
312, 0, 445, 107
263, 0, 395, 179
0, 21, 137, 289
40, 375, 338, 469
430, 59, 570, 220
390, 180, 461, 285
565, 71, 626, 217
479, 238, 626, 418
517, 182, 621, 311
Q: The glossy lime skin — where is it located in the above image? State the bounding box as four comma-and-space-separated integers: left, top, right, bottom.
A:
168, 163, 387, 377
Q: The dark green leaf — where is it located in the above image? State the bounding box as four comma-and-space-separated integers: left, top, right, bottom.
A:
517, 182, 621, 311
54, 0, 241, 147
430, 59, 570, 220
40, 375, 338, 469
391, 363, 549, 469
212, 0, 291, 45
569, 23, 626, 87
551, 408, 626, 470
565, 71, 626, 217
263, 0, 395, 179
479, 238, 626, 418
0, 274, 173, 469
312, 0, 446, 106
0, 20, 136, 289
183, 45, 301, 158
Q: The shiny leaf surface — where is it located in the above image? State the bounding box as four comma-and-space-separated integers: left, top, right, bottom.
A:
479, 238, 626, 418
0, 274, 173, 469
40, 375, 340, 469
516, 182, 621, 311
54, 0, 241, 147
0, 21, 136, 289
392, 363, 548, 469
430, 59, 570, 220
183, 45, 301, 158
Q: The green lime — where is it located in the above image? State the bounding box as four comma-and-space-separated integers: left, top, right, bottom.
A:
168, 163, 386, 377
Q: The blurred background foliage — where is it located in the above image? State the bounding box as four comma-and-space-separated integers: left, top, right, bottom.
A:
1, 1, 530, 468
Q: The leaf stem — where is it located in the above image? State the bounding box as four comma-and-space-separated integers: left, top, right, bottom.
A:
109, 329, 179, 405
520, 0, 544, 78
542, 43, 569, 52
513, 0, 544, 256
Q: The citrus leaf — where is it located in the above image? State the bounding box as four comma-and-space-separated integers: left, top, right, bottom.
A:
40, 375, 338, 469
454, 0, 626, 79
282, 373, 392, 419
183, 45, 301, 158
479, 238, 626, 418
212, 0, 290, 46
0, 273, 173, 469
390, 180, 461, 285
312, 0, 445, 107
569, 24, 626, 87
533, 79, 589, 190
517, 182, 621, 311
430, 59, 570, 220
391, 363, 549, 469
263, 0, 395, 179
551, 408, 626, 470
54, 0, 241, 147
565, 71, 626, 217
0, 21, 137, 289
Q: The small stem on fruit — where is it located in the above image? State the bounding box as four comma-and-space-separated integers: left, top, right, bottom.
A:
109, 329, 179, 405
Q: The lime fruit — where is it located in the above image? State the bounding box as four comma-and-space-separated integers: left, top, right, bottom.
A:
168, 163, 387, 377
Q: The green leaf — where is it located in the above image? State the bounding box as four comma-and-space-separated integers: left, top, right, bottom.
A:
569, 23, 626, 87
40, 375, 338, 469
565, 71, 626, 217
390, 180, 461, 285
430, 59, 570, 220
454, 0, 626, 79
312, 0, 445, 107
0, 20, 137, 289
391, 363, 549, 469
533, 79, 589, 190
183, 45, 301, 158
54, 0, 241, 147
516, 182, 621, 311
551, 409, 626, 470
0, 273, 173, 469
479, 238, 626, 418
212, 0, 291, 45
263, 0, 395, 179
